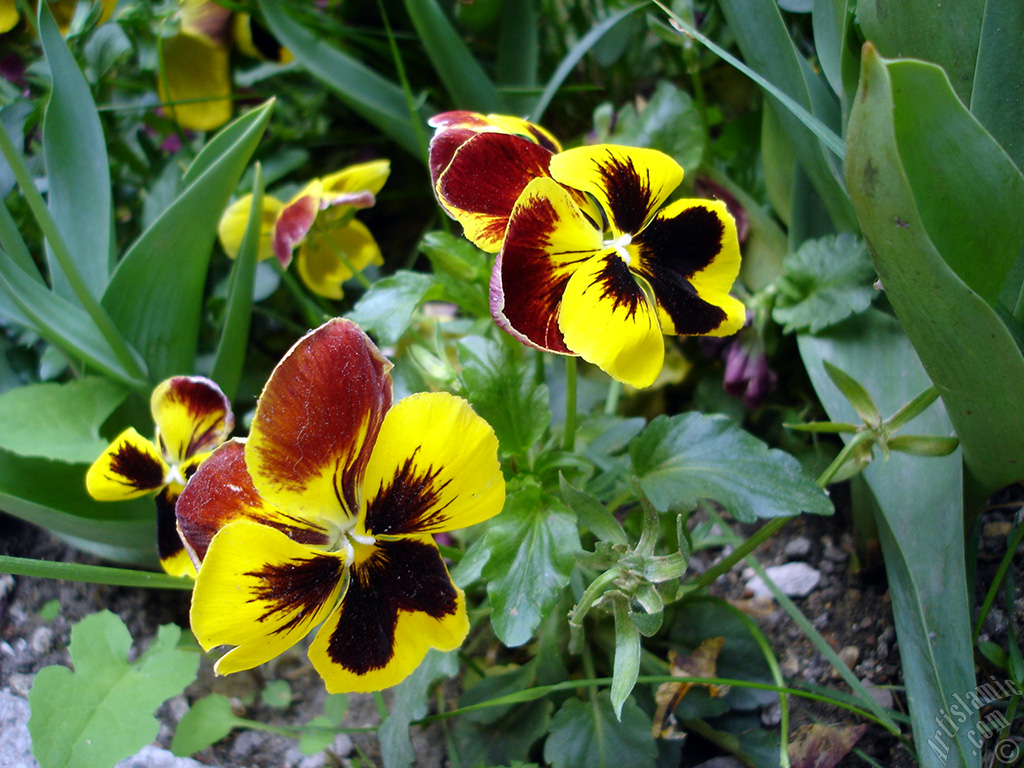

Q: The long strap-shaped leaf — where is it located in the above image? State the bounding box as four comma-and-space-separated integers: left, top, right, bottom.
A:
38, 1, 111, 300
102, 101, 273, 383
259, 0, 425, 160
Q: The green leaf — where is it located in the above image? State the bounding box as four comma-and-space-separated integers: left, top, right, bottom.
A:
559, 475, 628, 545
610, 598, 641, 721
38, 1, 111, 300
685, 0, 856, 230
210, 163, 264, 401
298, 695, 348, 755
0, 378, 128, 462
856, 0, 984, 103
346, 270, 439, 346
542, 692, 656, 768
887, 60, 1024, 304
378, 650, 459, 768
971, 0, 1024, 172
479, 485, 581, 647
845, 47, 1024, 495
887, 435, 960, 457
0, 448, 156, 565
102, 101, 273, 382
0, 258, 147, 388
258, 0, 425, 159
404, 0, 503, 112
170, 694, 245, 757
771, 233, 876, 334
457, 336, 550, 461
630, 413, 833, 521
822, 361, 881, 426
797, 308, 977, 768
496, 0, 539, 114
419, 231, 491, 318
531, 3, 648, 123
604, 81, 705, 171
29, 611, 199, 768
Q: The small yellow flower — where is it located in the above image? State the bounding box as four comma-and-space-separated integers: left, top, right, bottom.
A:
85, 376, 234, 578
218, 160, 390, 300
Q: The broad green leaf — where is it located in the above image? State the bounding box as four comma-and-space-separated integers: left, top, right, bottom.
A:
0, 257, 147, 388
496, 0, 539, 114
810, 0, 845, 101
603, 81, 705, 172
346, 270, 439, 346
298, 694, 348, 755
210, 163, 263, 400
559, 475, 627, 545
531, 3, 647, 123
771, 233, 875, 334
38, 1, 111, 300
419, 231, 491, 318
543, 692, 655, 768
258, 0, 424, 159
0, 378, 128, 462
630, 413, 833, 521
856, 0, 984, 103
29, 612, 199, 768
888, 60, 1024, 304
102, 101, 272, 382
457, 336, 550, 461
683, 0, 857, 230
845, 47, 1024, 495
479, 485, 581, 647
170, 694, 245, 757
455, 689, 553, 768
797, 308, 977, 768
971, 0, 1024, 172
610, 598, 641, 720
404, 0, 503, 112
0, 448, 156, 565
378, 650, 459, 768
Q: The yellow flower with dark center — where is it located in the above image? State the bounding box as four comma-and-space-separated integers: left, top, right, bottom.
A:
0, 0, 117, 34
85, 376, 234, 578
217, 160, 390, 300
429, 112, 746, 389
175, 319, 504, 693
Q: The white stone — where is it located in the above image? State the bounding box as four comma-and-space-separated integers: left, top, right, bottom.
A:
746, 562, 821, 598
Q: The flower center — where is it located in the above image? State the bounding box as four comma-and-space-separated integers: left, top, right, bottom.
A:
603, 232, 633, 265
332, 520, 376, 567
163, 463, 187, 489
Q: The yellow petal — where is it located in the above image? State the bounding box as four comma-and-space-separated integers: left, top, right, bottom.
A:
558, 252, 664, 389
320, 160, 391, 201
156, 488, 197, 579
218, 194, 285, 261
158, 32, 232, 131
150, 376, 234, 464
86, 428, 168, 501
0, 0, 19, 33
296, 219, 382, 300
308, 536, 468, 693
360, 392, 504, 537
549, 145, 683, 236
190, 518, 346, 674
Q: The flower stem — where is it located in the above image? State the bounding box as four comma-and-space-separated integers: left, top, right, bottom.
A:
0, 555, 193, 590
563, 356, 577, 452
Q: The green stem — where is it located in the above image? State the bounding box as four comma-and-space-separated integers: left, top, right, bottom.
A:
604, 378, 622, 416
568, 566, 621, 653
563, 356, 577, 452
271, 259, 330, 329
0, 124, 146, 383
0, 555, 193, 590
690, 515, 791, 591
375, 0, 430, 160
972, 518, 1024, 643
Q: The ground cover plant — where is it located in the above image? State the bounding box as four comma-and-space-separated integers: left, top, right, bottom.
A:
0, 1, 1022, 767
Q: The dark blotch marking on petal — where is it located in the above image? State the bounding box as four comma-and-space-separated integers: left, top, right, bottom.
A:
363, 449, 453, 536
590, 252, 648, 321
498, 195, 584, 353
156, 487, 185, 564
247, 554, 344, 636
161, 377, 233, 458
634, 206, 728, 335
592, 154, 652, 235
247, 17, 287, 62
110, 442, 164, 491
325, 539, 457, 674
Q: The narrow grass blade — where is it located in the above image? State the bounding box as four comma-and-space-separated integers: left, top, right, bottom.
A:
38, 1, 111, 299
531, 3, 648, 123
497, 0, 539, 114
210, 164, 263, 400
258, 0, 424, 159
403, 0, 503, 112
0, 555, 192, 590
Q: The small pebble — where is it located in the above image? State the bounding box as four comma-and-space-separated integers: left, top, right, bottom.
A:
746, 562, 821, 598
983, 521, 1013, 538
839, 645, 860, 669
782, 536, 813, 560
